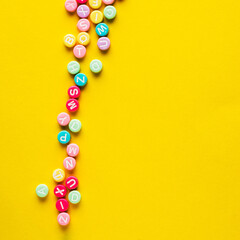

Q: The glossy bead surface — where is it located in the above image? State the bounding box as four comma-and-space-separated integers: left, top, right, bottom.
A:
57, 112, 70, 126
95, 23, 109, 37
54, 185, 67, 198
66, 99, 79, 112
77, 4, 90, 18
68, 86, 81, 98
77, 32, 90, 46
97, 37, 110, 51
104, 5, 117, 20
90, 10, 103, 24
69, 119, 82, 133
74, 73, 88, 87
90, 59, 103, 73
56, 198, 69, 212
73, 45, 87, 59
77, 19, 90, 32
63, 34, 76, 48
57, 212, 70, 226
65, 0, 78, 12
67, 143, 80, 157
63, 157, 76, 171
102, 0, 114, 4
89, 0, 102, 9
57, 130, 71, 144
66, 176, 79, 190
53, 169, 65, 182
67, 61, 80, 75
36, 184, 49, 198
68, 190, 81, 204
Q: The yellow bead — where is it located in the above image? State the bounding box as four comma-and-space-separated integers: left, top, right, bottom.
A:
53, 169, 65, 182
63, 34, 76, 48
90, 10, 103, 24
77, 32, 90, 46
89, 0, 102, 9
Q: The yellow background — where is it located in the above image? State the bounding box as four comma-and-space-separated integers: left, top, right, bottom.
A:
1, 0, 240, 239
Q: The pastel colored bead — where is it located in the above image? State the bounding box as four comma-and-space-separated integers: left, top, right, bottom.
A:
63, 157, 76, 171
63, 34, 76, 48
97, 37, 110, 51
89, 0, 102, 9
65, 0, 77, 12
66, 176, 79, 190
56, 198, 69, 212
57, 212, 70, 226
67, 61, 80, 75
73, 45, 87, 59
77, 19, 90, 32
36, 184, 49, 198
68, 190, 81, 204
69, 119, 82, 133
90, 59, 103, 73
102, 0, 114, 4
77, 32, 90, 46
54, 185, 67, 198
77, 0, 88, 3
104, 5, 117, 20
77, 5, 90, 18
90, 10, 103, 24
57, 112, 70, 126
67, 143, 79, 157
74, 73, 88, 87
68, 86, 80, 98
58, 130, 71, 144
66, 99, 79, 112
95, 23, 109, 37
53, 169, 65, 182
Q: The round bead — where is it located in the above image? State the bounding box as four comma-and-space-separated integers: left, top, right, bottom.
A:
56, 199, 69, 212
58, 130, 71, 144
73, 45, 86, 59
53, 169, 65, 182
36, 184, 49, 198
63, 157, 76, 171
74, 73, 88, 87
63, 34, 76, 48
67, 143, 79, 157
77, 32, 90, 46
67, 61, 80, 75
89, 0, 102, 9
102, 0, 114, 4
95, 23, 109, 37
77, 0, 88, 3
54, 185, 67, 198
66, 176, 79, 190
68, 190, 81, 204
77, 5, 90, 18
97, 37, 110, 51
66, 99, 79, 112
90, 59, 103, 73
57, 212, 70, 226
77, 19, 90, 32
68, 86, 80, 98
57, 112, 70, 126
69, 119, 82, 133
90, 10, 103, 24
104, 5, 116, 20
65, 0, 77, 12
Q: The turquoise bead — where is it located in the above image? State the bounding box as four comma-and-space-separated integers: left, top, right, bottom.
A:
68, 190, 81, 204
69, 119, 82, 133
58, 130, 71, 144
36, 184, 49, 198
74, 73, 88, 87
104, 6, 117, 20
95, 23, 109, 37
67, 61, 80, 75
90, 59, 103, 73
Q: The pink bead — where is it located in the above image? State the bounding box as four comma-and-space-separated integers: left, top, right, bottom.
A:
54, 185, 67, 198
73, 45, 86, 59
65, 0, 78, 12
66, 99, 79, 112
63, 157, 76, 171
77, 0, 88, 3
57, 212, 70, 226
77, 19, 90, 32
102, 0, 115, 4
56, 199, 69, 212
97, 37, 111, 51
68, 86, 81, 98
77, 5, 90, 18
57, 112, 71, 126
67, 143, 79, 157
66, 176, 79, 190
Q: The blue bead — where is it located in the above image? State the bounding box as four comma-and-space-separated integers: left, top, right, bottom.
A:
58, 130, 71, 144
74, 73, 88, 87
95, 23, 109, 37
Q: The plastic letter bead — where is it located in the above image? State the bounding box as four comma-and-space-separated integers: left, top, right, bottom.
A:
57, 112, 70, 126
54, 185, 67, 198
36, 184, 49, 198
90, 59, 103, 73
56, 199, 69, 212
90, 10, 103, 24
63, 157, 76, 171
104, 6, 117, 20
53, 169, 65, 182
95, 23, 109, 37
68, 190, 81, 204
77, 0, 88, 3
68, 86, 80, 99
65, 0, 78, 12
74, 73, 88, 87
66, 99, 79, 112
97, 37, 110, 51
67, 143, 80, 157
64, 34, 76, 48
77, 5, 90, 18
57, 212, 70, 226
73, 45, 87, 59
67, 61, 80, 75
66, 176, 79, 190
69, 119, 82, 133
89, 0, 102, 9
58, 130, 71, 144
77, 32, 90, 46
102, 0, 114, 4
77, 19, 90, 32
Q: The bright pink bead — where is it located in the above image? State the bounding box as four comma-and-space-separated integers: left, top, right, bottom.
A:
77, 0, 88, 3
102, 0, 115, 4
68, 86, 80, 98
57, 112, 71, 126
66, 99, 79, 112
77, 5, 90, 18
56, 199, 69, 212
57, 212, 70, 226
67, 143, 79, 157
65, 0, 78, 12
77, 19, 90, 32
73, 45, 86, 59
97, 37, 111, 51
63, 157, 76, 171
66, 176, 79, 190
54, 185, 67, 198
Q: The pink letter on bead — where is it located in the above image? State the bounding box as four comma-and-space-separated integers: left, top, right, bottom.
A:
63, 157, 76, 171
65, 0, 78, 12
67, 143, 79, 157
77, 5, 90, 18
97, 37, 111, 51
57, 212, 70, 226
73, 45, 86, 59
66, 99, 79, 112
57, 112, 71, 126
56, 199, 69, 212
66, 176, 79, 190
54, 185, 67, 198
103, 0, 115, 4
77, 19, 90, 32
68, 86, 80, 98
